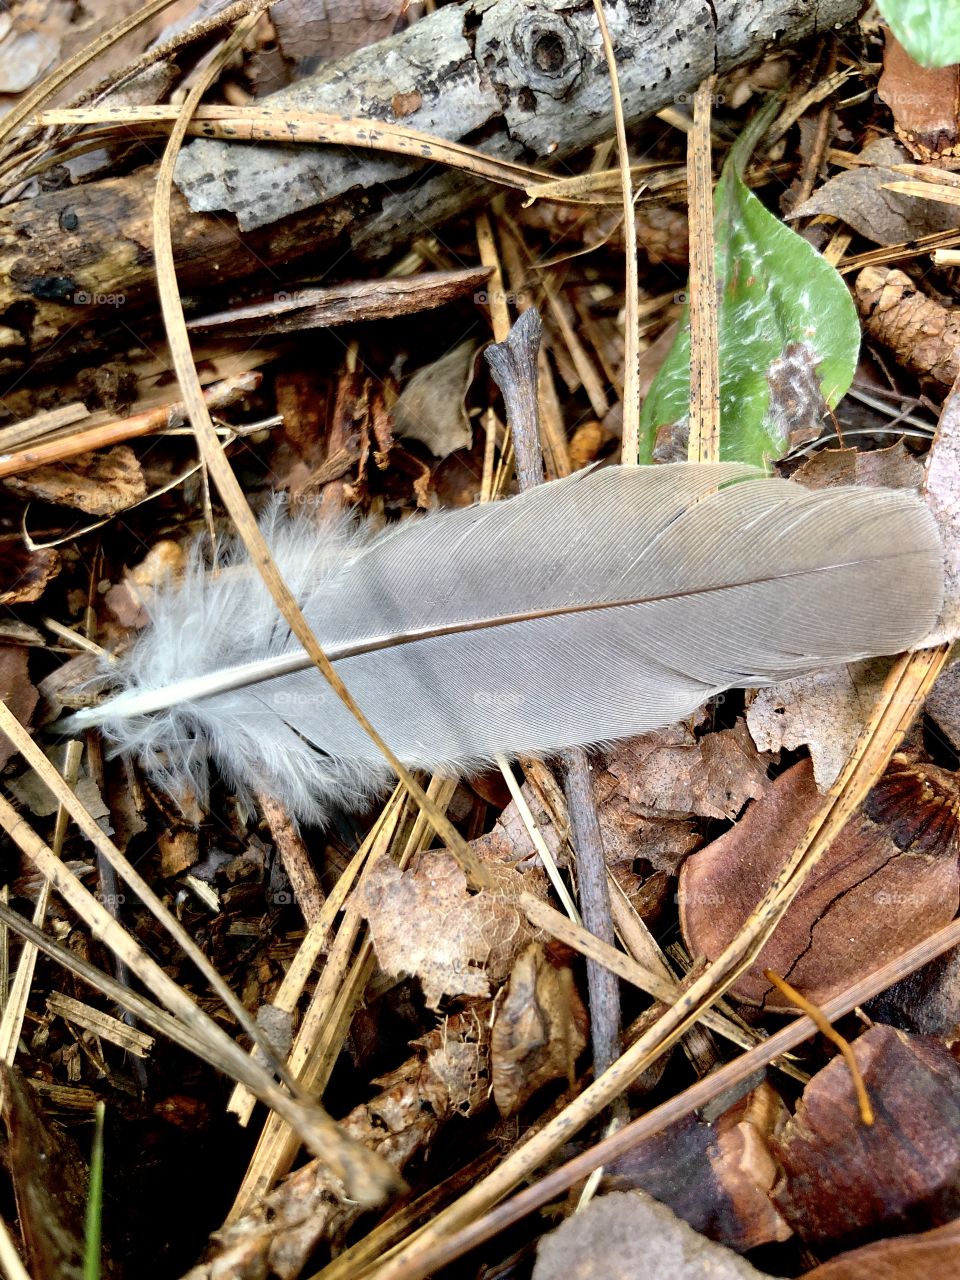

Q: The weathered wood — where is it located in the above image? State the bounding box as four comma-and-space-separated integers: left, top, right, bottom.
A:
0, 0, 859, 371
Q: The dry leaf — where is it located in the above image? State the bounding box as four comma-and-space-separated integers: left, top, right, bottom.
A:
789, 139, 957, 244
793, 442, 923, 493
878, 32, 960, 163
746, 659, 889, 790
804, 1218, 960, 1279
773, 1025, 960, 1247
271, 0, 406, 74
605, 1082, 792, 1252
606, 720, 772, 822
0, 543, 59, 606
104, 539, 186, 629
363, 849, 540, 1007
532, 1190, 768, 1280
867, 942, 960, 1047
391, 340, 476, 458
0, 646, 37, 769
491, 941, 587, 1116
680, 757, 960, 1009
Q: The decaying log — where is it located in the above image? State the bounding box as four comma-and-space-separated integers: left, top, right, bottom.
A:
0, 0, 859, 372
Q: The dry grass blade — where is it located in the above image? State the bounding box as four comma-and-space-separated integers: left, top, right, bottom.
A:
149, 17, 491, 891
0, 789, 397, 1199
225, 806, 390, 1125
355, 909, 960, 1280
227, 784, 409, 1216
36, 105, 564, 199
0, 739, 81, 1065
0, 705, 295, 1082
0, 0, 182, 152
522, 893, 787, 1065
686, 76, 721, 464
882, 179, 960, 207
590, 0, 640, 463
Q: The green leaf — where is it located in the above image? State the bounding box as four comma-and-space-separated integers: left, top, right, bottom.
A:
638, 105, 861, 466
876, 0, 960, 69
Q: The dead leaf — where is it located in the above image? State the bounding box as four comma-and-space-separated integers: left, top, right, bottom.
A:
878, 32, 960, 163
362, 849, 540, 1007
606, 1082, 792, 1252
532, 1190, 768, 1280
0, 646, 37, 769
804, 1218, 960, 1280
606, 720, 772, 822
392, 341, 476, 458
793, 442, 923, 493
789, 139, 957, 244
104, 538, 186, 628
746, 659, 890, 790
4, 445, 147, 515
867, 941, 960, 1047
680, 757, 960, 1009
271, 0, 407, 74
491, 941, 587, 1116
0, 543, 59, 606
926, 661, 960, 754
773, 1025, 960, 1248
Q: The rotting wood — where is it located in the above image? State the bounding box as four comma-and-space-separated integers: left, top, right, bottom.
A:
0, 0, 859, 370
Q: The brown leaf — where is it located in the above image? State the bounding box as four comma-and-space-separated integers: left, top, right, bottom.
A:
392, 340, 476, 459
104, 538, 186, 628
532, 1191, 768, 1280
491, 941, 587, 1116
878, 32, 960, 163
606, 720, 772, 822
926, 661, 960, 755
271, 0, 407, 73
0, 542, 59, 605
789, 139, 957, 245
803, 1218, 960, 1279
773, 1025, 960, 1248
0, 646, 37, 769
679, 757, 960, 1009
4, 444, 147, 515
363, 849, 540, 1007
793, 442, 923, 493
746, 659, 890, 790
605, 1082, 792, 1252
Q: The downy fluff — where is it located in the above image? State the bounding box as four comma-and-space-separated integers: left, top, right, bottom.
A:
66, 463, 944, 822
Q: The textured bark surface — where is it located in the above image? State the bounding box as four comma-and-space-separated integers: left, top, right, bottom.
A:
0, 0, 860, 370
176, 0, 862, 233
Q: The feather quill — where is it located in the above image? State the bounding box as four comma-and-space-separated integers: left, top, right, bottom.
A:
65, 463, 944, 821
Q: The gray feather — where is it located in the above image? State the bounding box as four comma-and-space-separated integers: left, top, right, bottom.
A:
66, 463, 944, 821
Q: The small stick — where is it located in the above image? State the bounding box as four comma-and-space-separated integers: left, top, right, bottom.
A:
486, 313, 623, 1089
0, 373, 261, 481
